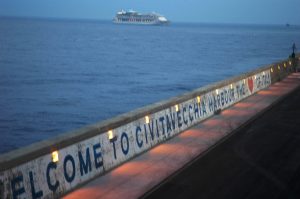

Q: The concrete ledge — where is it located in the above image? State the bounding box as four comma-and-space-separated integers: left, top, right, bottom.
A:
0, 56, 297, 199
0, 63, 279, 167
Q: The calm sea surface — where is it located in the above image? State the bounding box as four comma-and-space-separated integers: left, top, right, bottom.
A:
1, 17, 299, 154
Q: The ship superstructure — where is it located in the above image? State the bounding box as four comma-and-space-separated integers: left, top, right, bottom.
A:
113, 10, 169, 25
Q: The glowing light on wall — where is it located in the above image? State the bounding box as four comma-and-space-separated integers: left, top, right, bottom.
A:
145, 116, 150, 124
175, 104, 179, 112
278, 65, 281, 70
230, 84, 233, 89
216, 89, 219, 95
197, 96, 201, 103
52, 151, 59, 163
108, 130, 114, 140
271, 68, 273, 73
284, 63, 286, 68
289, 61, 292, 65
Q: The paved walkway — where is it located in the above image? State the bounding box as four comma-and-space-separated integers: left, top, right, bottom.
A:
145, 74, 300, 199
64, 73, 300, 199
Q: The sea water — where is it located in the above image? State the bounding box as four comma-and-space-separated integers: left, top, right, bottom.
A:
0, 17, 299, 153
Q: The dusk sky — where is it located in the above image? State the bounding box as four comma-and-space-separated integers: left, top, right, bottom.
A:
0, 0, 300, 25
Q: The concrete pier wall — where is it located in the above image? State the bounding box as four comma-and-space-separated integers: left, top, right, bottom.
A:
0, 57, 297, 199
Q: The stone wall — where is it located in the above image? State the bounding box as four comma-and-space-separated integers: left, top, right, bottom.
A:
0, 57, 296, 199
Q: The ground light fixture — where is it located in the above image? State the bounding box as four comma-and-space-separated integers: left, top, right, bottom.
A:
197, 96, 201, 103
145, 116, 150, 124
175, 104, 179, 112
52, 151, 59, 163
108, 130, 114, 140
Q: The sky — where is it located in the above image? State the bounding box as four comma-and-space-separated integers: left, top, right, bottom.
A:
0, 0, 300, 25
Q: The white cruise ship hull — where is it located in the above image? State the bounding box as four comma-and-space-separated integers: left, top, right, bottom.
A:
113, 10, 170, 25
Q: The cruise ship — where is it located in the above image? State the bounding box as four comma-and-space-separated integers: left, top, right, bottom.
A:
113, 10, 169, 25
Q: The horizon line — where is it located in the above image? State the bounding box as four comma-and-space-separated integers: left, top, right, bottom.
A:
1, 15, 299, 27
